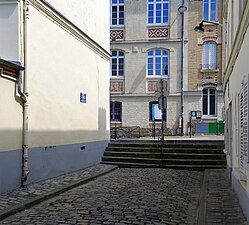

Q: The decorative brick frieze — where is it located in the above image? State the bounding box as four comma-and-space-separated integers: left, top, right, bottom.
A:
110, 30, 124, 41
148, 27, 169, 39
110, 80, 124, 93
147, 80, 158, 92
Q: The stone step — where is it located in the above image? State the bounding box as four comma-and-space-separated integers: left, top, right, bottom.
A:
104, 151, 226, 159
106, 147, 224, 154
102, 156, 226, 166
102, 140, 226, 169
108, 143, 225, 149
100, 161, 226, 169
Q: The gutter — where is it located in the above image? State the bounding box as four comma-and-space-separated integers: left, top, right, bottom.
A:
21, 0, 30, 188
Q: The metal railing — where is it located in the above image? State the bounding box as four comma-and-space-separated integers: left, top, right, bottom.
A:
200, 63, 219, 70
111, 123, 141, 139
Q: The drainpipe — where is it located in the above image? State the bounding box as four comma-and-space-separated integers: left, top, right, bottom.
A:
21, 0, 30, 188
178, 0, 187, 136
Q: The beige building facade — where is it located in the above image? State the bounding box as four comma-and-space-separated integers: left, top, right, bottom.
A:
110, 0, 224, 137
0, 0, 110, 193
223, 0, 249, 221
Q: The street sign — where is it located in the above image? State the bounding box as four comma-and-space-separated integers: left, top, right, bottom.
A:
156, 79, 169, 96
80, 93, 86, 103
158, 96, 167, 110
155, 91, 161, 98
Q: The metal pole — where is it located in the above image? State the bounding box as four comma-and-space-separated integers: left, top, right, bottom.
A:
160, 79, 165, 146
190, 115, 192, 138
153, 117, 156, 139
180, 0, 185, 136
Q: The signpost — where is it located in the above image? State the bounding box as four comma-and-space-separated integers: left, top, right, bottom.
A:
155, 79, 169, 146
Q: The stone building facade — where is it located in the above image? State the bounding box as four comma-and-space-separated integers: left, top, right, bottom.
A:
223, 0, 249, 221
110, 0, 224, 137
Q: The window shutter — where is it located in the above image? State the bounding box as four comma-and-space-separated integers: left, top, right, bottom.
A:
239, 75, 249, 181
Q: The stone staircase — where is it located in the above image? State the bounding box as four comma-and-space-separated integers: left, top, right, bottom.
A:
101, 139, 226, 170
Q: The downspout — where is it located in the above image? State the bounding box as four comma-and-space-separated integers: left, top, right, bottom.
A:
179, 0, 186, 136
21, 0, 30, 187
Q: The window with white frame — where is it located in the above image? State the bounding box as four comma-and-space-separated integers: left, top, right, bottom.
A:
203, 88, 216, 116
202, 42, 217, 69
110, 101, 122, 121
111, 50, 124, 77
111, 0, 125, 26
147, 0, 169, 25
203, 0, 217, 22
147, 49, 169, 77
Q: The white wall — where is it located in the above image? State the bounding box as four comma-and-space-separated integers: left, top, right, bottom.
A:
27, 2, 110, 148
45, 0, 110, 51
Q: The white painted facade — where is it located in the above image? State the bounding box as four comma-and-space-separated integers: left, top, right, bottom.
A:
223, 0, 249, 221
0, 0, 110, 193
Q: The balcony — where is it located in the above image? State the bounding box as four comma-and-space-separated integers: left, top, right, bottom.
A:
200, 64, 219, 73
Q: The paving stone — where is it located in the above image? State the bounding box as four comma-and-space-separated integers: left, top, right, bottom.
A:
1, 167, 248, 224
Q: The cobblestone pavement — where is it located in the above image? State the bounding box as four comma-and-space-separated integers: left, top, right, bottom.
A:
2, 169, 203, 225
206, 170, 247, 225
0, 164, 115, 214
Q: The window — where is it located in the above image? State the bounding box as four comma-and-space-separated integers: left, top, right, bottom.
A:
202, 42, 217, 69
111, 50, 124, 77
149, 101, 162, 121
203, 0, 217, 22
148, 0, 169, 25
147, 49, 169, 76
203, 89, 216, 116
111, 0, 125, 26
110, 101, 122, 121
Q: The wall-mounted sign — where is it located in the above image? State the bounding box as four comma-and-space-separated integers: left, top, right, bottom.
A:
80, 93, 86, 103
152, 103, 161, 120
190, 111, 201, 119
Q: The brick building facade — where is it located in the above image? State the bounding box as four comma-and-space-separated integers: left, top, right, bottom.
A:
110, 0, 224, 137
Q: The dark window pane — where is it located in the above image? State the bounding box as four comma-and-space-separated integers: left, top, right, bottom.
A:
148, 51, 153, 56
164, 65, 168, 75
119, 6, 124, 11
119, 19, 124, 24
210, 95, 216, 114
119, 51, 124, 56
112, 51, 117, 56
210, 89, 215, 95
203, 95, 208, 115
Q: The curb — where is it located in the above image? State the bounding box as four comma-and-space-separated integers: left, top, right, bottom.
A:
0, 165, 118, 221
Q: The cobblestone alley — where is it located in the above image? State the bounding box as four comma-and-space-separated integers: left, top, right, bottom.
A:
1, 168, 247, 225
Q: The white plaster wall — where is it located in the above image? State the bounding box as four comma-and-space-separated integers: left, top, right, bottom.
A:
0, 1, 23, 152
26, 2, 109, 148
0, 77, 23, 151
225, 25, 249, 194
0, 1, 19, 60
46, 0, 110, 51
